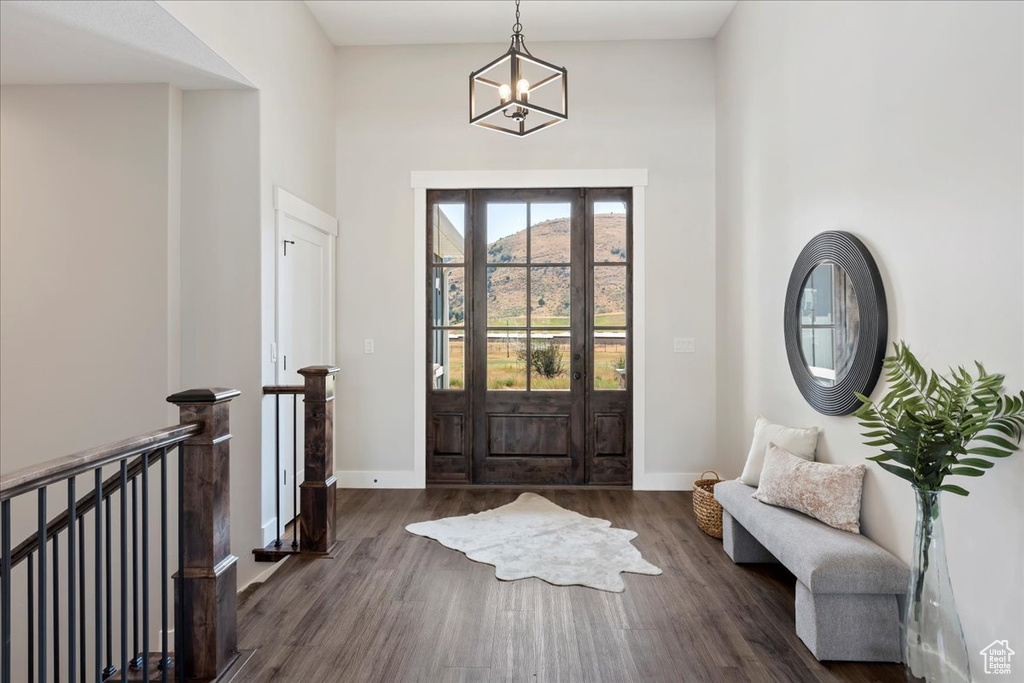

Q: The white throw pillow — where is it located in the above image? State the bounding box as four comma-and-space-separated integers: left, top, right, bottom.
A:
738, 416, 819, 486
753, 442, 866, 533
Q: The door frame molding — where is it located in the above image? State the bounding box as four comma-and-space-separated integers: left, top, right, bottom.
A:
411, 170, 649, 489
273, 186, 338, 380
267, 188, 337, 545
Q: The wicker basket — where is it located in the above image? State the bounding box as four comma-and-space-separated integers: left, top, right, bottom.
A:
692, 470, 724, 539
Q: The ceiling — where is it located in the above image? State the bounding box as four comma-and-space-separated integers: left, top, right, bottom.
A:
0, 0, 251, 89
305, 1, 738, 47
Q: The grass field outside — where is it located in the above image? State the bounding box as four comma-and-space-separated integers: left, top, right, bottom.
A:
484, 312, 626, 328
439, 336, 626, 391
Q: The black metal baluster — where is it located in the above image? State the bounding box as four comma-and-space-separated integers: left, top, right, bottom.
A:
160, 447, 169, 681
292, 394, 299, 549
177, 446, 185, 683
94, 469, 102, 682
130, 476, 141, 670
67, 479, 76, 683
142, 452, 150, 683
51, 536, 59, 683
28, 552, 33, 683
1, 499, 10, 683
120, 463, 129, 680
102, 492, 114, 679
76, 518, 84, 683
37, 489, 47, 683
275, 395, 282, 548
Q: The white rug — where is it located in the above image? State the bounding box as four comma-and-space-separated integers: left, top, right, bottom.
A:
405, 492, 662, 593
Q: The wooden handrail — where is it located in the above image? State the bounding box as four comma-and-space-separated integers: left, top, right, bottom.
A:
0, 423, 199, 502
263, 385, 304, 395
2, 447, 169, 574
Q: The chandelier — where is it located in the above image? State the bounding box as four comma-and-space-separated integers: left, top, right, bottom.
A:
469, 0, 568, 137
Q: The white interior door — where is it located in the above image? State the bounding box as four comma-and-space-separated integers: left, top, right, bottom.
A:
275, 192, 336, 533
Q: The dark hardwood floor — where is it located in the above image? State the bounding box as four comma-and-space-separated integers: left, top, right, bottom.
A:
234, 489, 904, 682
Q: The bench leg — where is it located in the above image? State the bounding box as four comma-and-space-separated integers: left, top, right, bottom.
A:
722, 510, 779, 564
795, 581, 902, 662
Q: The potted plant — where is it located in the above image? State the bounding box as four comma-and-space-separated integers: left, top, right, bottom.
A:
855, 342, 1024, 683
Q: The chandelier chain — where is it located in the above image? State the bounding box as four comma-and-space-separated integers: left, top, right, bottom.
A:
512, 0, 522, 36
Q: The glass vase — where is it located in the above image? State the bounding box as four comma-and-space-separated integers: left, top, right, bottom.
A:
903, 486, 970, 683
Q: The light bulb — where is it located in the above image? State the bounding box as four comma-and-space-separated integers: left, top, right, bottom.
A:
498, 83, 512, 103
516, 79, 530, 96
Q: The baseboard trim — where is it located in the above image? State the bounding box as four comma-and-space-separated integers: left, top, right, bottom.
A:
638, 472, 706, 491
260, 517, 278, 547
336, 470, 421, 489
334, 470, 708, 491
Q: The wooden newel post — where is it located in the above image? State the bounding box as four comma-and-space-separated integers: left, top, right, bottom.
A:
167, 388, 241, 681
298, 366, 340, 556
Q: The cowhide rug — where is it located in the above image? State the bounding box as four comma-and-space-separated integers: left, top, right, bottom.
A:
405, 492, 662, 593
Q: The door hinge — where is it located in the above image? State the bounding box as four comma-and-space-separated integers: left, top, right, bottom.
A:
283, 355, 288, 371
283, 239, 295, 256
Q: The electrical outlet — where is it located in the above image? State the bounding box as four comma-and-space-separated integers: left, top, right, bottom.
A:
364, 339, 374, 354
674, 337, 695, 353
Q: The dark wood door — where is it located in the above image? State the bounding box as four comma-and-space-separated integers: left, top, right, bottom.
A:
426, 188, 632, 486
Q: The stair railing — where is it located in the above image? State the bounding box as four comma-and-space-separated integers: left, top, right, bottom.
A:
0, 388, 240, 683
255, 366, 339, 562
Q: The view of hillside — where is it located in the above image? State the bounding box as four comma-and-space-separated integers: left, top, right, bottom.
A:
445, 214, 627, 327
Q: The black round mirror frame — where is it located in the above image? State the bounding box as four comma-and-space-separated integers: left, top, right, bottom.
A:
784, 231, 888, 416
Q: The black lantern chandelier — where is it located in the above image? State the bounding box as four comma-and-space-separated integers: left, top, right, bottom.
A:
469, 0, 568, 137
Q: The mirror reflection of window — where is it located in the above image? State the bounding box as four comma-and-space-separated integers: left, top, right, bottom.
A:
798, 262, 860, 387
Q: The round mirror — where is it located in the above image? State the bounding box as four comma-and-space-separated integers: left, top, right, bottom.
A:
798, 262, 860, 387
784, 231, 887, 415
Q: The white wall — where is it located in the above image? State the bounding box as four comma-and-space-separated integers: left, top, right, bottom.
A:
0, 83, 182, 475
715, 0, 1024, 659
160, 0, 336, 581
179, 89, 262, 581
334, 40, 717, 487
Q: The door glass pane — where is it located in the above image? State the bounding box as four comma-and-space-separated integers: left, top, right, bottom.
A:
594, 201, 627, 262
594, 330, 627, 390
432, 203, 466, 263
431, 266, 465, 326
530, 202, 571, 263
529, 331, 571, 391
432, 329, 465, 390
531, 266, 570, 327
594, 265, 626, 327
487, 266, 527, 327
487, 203, 527, 263
486, 329, 527, 390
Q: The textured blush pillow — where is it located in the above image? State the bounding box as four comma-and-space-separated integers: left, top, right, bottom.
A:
738, 417, 819, 486
753, 442, 867, 533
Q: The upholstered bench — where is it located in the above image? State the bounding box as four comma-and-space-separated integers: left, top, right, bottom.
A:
714, 480, 908, 662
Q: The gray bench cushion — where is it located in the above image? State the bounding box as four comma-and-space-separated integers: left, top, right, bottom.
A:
714, 480, 908, 594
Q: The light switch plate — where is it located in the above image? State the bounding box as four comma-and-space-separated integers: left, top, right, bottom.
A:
364, 339, 374, 354
674, 337, 695, 353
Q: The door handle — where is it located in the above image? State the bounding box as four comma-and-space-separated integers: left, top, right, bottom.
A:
573, 372, 582, 380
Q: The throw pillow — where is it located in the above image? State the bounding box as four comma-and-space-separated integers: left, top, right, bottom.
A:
738, 416, 819, 486
753, 442, 867, 533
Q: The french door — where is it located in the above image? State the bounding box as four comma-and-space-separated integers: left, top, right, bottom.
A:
426, 188, 632, 485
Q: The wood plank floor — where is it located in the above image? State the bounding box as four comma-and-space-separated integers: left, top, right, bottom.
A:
235, 489, 904, 682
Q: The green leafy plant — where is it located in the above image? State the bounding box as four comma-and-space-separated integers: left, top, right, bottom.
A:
855, 341, 1024, 495
517, 341, 566, 379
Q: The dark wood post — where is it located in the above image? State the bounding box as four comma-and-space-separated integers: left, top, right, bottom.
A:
297, 366, 340, 556
167, 388, 240, 681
